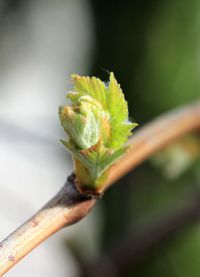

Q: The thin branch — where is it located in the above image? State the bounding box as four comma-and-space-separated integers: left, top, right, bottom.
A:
0, 101, 200, 275
105, 101, 200, 189
0, 176, 96, 275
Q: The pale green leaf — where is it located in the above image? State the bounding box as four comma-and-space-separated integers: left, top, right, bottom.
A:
70, 73, 137, 149
71, 75, 108, 109
108, 73, 136, 149
61, 139, 126, 180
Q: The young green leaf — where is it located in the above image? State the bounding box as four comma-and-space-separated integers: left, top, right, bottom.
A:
59, 72, 137, 192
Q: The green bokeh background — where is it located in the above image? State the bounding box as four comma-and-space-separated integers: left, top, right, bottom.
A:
86, 0, 200, 276
1, 0, 200, 276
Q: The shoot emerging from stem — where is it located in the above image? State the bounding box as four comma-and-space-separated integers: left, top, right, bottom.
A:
59, 73, 137, 193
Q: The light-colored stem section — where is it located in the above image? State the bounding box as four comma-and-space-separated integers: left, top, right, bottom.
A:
0, 181, 96, 276
106, 101, 200, 188
0, 101, 200, 275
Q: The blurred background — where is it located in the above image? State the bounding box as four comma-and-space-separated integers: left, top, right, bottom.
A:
0, 0, 200, 276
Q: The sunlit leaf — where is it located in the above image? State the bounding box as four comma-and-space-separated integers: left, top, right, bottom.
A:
59, 73, 137, 190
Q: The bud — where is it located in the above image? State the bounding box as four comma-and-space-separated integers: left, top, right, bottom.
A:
59, 73, 137, 192
59, 94, 110, 150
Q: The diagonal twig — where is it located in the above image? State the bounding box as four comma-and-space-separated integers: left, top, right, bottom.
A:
0, 101, 200, 275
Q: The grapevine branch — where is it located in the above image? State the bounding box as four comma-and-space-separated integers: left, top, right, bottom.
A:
0, 101, 200, 275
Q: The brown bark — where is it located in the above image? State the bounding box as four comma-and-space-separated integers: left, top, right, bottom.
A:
0, 101, 200, 275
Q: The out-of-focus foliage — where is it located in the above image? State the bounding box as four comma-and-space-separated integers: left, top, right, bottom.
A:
152, 134, 200, 179
82, 0, 200, 276
133, 225, 200, 277
1, 0, 200, 276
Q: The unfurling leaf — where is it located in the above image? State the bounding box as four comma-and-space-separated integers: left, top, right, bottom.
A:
59, 73, 137, 192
